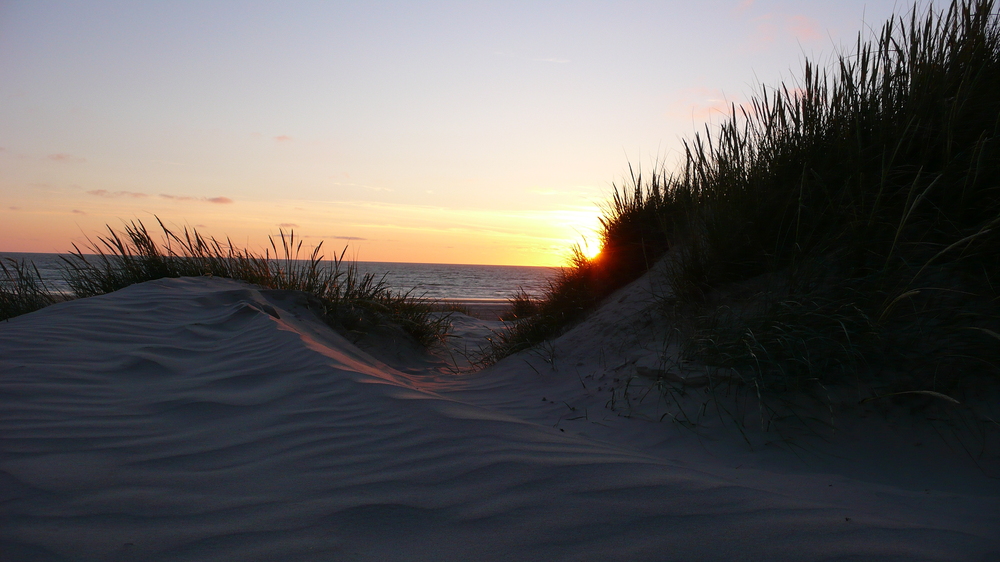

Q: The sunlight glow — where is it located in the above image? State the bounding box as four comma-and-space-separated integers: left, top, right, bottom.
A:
581, 241, 602, 260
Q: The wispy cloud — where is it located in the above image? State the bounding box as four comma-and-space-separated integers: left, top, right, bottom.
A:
788, 15, 822, 41
274, 135, 293, 142
748, 13, 824, 48
72, 209, 86, 215
278, 223, 299, 228
332, 235, 365, 241
87, 189, 148, 198
47, 153, 86, 163
9, 206, 20, 211
160, 194, 234, 204
736, 0, 754, 13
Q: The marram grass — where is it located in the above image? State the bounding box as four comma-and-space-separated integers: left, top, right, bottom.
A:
2, 218, 448, 346
488, 0, 1000, 416
0, 258, 56, 322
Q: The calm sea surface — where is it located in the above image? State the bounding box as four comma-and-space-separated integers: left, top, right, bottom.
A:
0, 252, 558, 301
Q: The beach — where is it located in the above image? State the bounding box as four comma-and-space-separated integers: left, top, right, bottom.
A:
1, 271, 998, 561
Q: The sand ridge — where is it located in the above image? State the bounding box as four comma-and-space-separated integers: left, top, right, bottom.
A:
1, 276, 997, 561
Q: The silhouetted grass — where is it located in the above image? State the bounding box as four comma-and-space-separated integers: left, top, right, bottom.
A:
0, 258, 56, 321
661, 0, 1000, 404
500, 287, 540, 321
488, 0, 1000, 412
58, 218, 448, 345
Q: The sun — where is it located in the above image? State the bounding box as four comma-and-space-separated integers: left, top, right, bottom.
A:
580, 240, 602, 260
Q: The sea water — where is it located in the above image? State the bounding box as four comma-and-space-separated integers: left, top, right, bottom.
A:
0, 252, 557, 301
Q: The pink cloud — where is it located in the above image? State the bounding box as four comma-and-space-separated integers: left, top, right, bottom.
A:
47, 153, 85, 163
748, 14, 824, 49
789, 15, 822, 42
87, 189, 148, 198
9, 206, 20, 211
72, 209, 86, 215
160, 194, 234, 204
274, 135, 292, 142
160, 194, 196, 201
278, 223, 299, 228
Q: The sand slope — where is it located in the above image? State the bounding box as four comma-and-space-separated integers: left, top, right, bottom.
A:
1, 277, 998, 561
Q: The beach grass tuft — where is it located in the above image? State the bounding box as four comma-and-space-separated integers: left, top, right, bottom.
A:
0, 258, 57, 321
56, 218, 448, 346
488, 0, 1000, 414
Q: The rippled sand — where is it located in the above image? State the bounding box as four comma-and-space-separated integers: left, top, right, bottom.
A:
1, 276, 997, 561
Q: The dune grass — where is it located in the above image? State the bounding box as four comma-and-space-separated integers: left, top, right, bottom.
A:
49, 218, 448, 345
488, 0, 1000, 412
0, 258, 56, 322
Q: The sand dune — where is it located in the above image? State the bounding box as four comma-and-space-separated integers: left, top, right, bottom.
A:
1, 276, 998, 561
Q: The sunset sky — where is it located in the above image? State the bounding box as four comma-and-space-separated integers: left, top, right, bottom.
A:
1, 0, 900, 266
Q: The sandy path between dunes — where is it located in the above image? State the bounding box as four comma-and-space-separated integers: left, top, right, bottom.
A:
1, 276, 998, 562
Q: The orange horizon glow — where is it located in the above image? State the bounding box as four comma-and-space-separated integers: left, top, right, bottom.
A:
0, 200, 603, 267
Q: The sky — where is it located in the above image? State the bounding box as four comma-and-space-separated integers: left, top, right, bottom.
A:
0, 0, 903, 266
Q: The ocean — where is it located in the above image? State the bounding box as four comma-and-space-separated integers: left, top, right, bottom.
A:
0, 252, 558, 302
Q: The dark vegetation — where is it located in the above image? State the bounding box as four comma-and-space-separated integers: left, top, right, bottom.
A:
488, 0, 1000, 410
0, 259, 56, 321
1, 219, 447, 346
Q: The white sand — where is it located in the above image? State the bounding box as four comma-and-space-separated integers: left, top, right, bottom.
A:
1, 275, 998, 561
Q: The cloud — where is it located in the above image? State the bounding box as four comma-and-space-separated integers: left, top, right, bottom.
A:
332, 236, 366, 241
160, 194, 234, 204
788, 15, 822, 42
87, 189, 148, 198
748, 14, 824, 48
278, 223, 299, 228
736, 0, 754, 13
274, 135, 293, 142
9, 206, 20, 211
47, 153, 85, 163
72, 209, 86, 215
